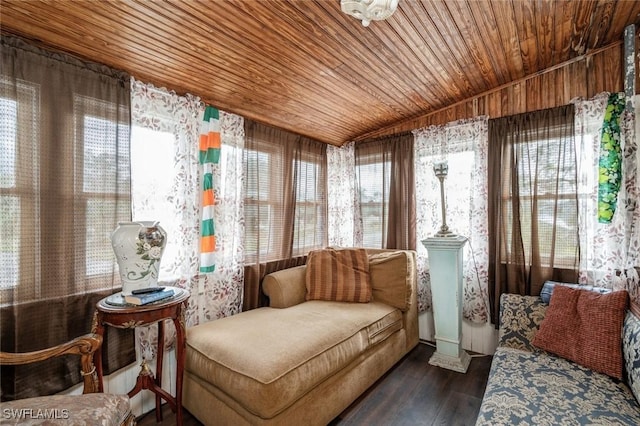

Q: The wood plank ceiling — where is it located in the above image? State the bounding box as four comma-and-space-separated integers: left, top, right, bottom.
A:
1, 0, 639, 146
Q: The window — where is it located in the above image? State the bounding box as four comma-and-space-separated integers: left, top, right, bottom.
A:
1, 37, 134, 398
500, 126, 579, 268
0, 93, 22, 289
130, 125, 180, 282
353, 134, 415, 250
74, 96, 130, 290
0, 81, 129, 302
417, 150, 475, 237
356, 157, 390, 248
244, 144, 285, 261
488, 105, 578, 317
1, 80, 39, 293
243, 122, 327, 264
292, 154, 326, 256
80, 101, 130, 277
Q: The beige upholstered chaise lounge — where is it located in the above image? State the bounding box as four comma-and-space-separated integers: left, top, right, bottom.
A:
183, 248, 419, 425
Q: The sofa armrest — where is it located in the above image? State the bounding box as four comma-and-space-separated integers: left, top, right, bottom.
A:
263, 265, 307, 308
497, 293, 548, 352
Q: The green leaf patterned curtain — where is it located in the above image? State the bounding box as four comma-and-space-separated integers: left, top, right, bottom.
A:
598, 93, 626, 223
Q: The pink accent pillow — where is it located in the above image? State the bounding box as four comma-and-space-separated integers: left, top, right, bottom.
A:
533, 286, 629, 379
305, 248, 371, 303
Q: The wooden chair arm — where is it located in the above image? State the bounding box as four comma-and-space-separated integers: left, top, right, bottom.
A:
0, 333, 103, 393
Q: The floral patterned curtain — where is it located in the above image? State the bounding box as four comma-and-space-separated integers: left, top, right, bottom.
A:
574, 92, 640, 304
413, 117, 489, 323
208, 110, 245, 319
327, 142, 362, 247
130, 79, 244, 359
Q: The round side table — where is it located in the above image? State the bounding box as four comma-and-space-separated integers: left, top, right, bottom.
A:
92, 286, 190, 426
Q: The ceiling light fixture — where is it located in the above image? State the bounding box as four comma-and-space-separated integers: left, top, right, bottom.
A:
340, 0, 399, 27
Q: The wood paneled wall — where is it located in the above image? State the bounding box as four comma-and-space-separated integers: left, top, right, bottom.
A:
357, 41, 628, 140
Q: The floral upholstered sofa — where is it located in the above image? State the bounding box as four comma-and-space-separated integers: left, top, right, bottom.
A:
476, 288, 640, 425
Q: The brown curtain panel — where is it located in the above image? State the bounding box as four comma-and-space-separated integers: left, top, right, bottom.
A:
355, 133, 416, 250
0, 36, 135, 400
488, 105, 579, 325
242, 120, 327, 310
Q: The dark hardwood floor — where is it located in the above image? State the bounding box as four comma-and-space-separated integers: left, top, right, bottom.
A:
137, 343, 492, 426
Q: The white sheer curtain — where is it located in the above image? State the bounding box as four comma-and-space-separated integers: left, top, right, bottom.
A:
130, 78, 244, 359
574, 93, 640, 303
327, 142, 361, 247
130, 79, 202, 291
413, 117, 489, 323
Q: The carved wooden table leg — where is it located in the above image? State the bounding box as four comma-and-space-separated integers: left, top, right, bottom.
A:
155, 320, 165, 423
174, 307, 187, 426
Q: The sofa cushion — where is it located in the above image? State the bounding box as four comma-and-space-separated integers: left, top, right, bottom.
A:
476, 347, 640, 425
532, 286, 628, 379
369, 251, 412, 311
305, 248, 371, 303
185, 300, 402, 419
623, 309, 640, 404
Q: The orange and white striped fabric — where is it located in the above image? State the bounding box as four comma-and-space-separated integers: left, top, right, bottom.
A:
199, 106, 220, 273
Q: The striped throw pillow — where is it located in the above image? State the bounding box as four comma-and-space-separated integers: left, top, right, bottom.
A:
305, 248, 371, 303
